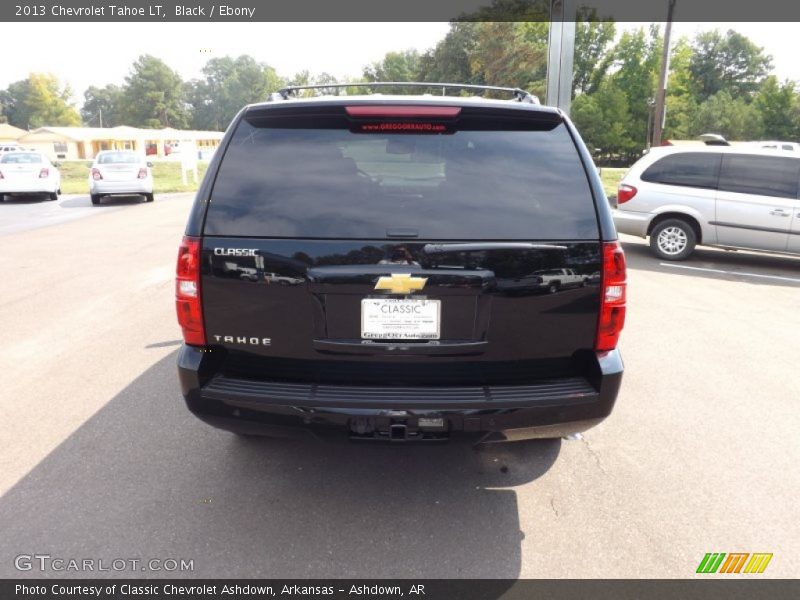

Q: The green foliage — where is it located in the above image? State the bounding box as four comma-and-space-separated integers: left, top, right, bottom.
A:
573, 18, 616, 96
81, 84, 123, 127
119, 55, 189, 129
689, 30, 773, 102
755, 76, 798, 140
691, 90, 763, 140
0, 74, 81, 128
187, 55, 282, 130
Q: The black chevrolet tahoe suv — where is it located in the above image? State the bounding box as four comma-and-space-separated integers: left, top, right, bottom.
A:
176, 83, 625, 443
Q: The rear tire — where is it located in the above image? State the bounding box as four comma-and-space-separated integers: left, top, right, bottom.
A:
48, 192, 58, 201
548, 282, 559, 294
650, 218, 697, 261
90, 194, 101, 205
144, 193, 154, 203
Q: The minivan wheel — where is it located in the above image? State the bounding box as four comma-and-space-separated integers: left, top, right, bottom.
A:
48, 192, 58, 201
90, 194, 101, 205
650, 218, 696, 260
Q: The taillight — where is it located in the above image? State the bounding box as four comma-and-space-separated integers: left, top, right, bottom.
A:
595, 240, 626, 352
92, 168, 103, 180
175, 236, 205, 345
0, 170, 4, 179
137, 167, 147, 179
39, 168, 49, 178
617, 184, 637, 204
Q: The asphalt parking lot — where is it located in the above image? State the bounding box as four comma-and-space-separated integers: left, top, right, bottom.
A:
0, 193, 798, 578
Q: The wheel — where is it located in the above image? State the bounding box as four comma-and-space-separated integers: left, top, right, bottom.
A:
48, 192, 58, 201
144, 193, 154, 203
90, 194, 101, 205
548, 282, 559, 294
650, 218, 697, 261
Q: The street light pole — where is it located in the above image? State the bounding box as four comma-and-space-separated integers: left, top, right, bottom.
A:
652, 0, 676, 147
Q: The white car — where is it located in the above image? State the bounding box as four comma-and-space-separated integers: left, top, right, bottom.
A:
0, 144, 26, 155
89, 150, 154, 205
614, 145, 800, 260
0, 151, 61, 201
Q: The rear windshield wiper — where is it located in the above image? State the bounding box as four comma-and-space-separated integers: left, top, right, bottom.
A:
423, 242, 567, 253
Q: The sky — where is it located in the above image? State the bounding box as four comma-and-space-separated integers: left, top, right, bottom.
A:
1, 22, 799, 107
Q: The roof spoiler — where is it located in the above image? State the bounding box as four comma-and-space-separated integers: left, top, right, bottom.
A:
699, 133, 730, 146
269, 82, 539, 104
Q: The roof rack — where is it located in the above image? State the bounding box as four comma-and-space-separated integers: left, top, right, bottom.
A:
272, 82, 540, 104
699, 133, 730, 146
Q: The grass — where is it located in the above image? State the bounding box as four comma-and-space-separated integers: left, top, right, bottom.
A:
599, 167, 627, 200
57, 160, 209, 195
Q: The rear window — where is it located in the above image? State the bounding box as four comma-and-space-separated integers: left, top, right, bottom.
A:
641, 152, 721, 189
0, 153, 43, 164
718, 154, 800, 199
98, 152, 139, 164
204, 110, 598, 240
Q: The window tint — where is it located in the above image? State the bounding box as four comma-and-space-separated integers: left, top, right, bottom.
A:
205, 116, 598, 240
99, 152, 139, 164
0, 152, 43, 164
719, 154, 800, 199
641, 152, 721, 189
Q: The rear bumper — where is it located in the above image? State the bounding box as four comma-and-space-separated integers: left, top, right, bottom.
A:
90, 179, 153, 195
177, 346, 623, 442
612, 208, 652, 238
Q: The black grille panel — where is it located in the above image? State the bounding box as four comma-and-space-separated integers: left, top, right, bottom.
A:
202, 375, 598, 409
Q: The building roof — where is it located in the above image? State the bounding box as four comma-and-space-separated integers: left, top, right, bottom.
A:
17, 125, 224, 143
0, 123, 27, 141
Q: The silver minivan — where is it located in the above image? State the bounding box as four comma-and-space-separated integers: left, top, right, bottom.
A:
613, 146, 800, 260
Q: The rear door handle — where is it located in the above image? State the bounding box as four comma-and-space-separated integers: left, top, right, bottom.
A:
770, 209, 790, 217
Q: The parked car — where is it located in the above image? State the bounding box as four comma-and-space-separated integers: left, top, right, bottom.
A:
0, 151, 60, 201
748, 141, 799, 152
175, 82, 625, 443
533, 268, 588, 293
89, 150, 154, 204
614, 145, 800, 260
0, 144, 25, 155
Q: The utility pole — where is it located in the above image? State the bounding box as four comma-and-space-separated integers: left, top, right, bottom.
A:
546, 0, 576, 115
99, 108, 103, 128
652, 0, 676, 147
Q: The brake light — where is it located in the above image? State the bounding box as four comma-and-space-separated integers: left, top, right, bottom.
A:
617, 184, 637, 204
595, 241, 626, 352
92, 168, 103, 180
39, 168, 49, 178
137, 167, 147, 179
175, 236, 205, 345
345, 105, 461, 118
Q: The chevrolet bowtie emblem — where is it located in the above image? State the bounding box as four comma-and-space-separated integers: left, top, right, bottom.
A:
374, 273, 428, 295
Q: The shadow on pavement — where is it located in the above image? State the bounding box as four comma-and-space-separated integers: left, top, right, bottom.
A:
0, 351, 560, 579
60, 195, 147, 208
622, 238, 800, 288
0, 194, 52, 204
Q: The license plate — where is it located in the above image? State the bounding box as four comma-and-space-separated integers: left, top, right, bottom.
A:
361, 298, 441, 340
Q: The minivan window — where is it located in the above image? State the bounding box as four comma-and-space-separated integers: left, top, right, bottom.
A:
204, 116, 598, 240
718, 154, 800, 199
640, 152, 721, 189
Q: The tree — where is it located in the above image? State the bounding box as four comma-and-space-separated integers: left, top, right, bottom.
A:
691, 90, 762, 140
689, 30, 772, 102
469, 22, 546, 96
662, 37, 698, 140
572, 80, 634, 157
607, 26, 663, 150
119, 55, 188, 129
755, 76, 798, 140
0, 74, 81, 128
81, 84, 123, 127
417, 22, 481, 85
187, 55, 282, 130
573, 17, 616, 96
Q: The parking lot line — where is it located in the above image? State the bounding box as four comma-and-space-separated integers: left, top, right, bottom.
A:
659, 262, 800, 283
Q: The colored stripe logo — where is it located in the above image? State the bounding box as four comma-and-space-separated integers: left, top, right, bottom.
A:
697, 553, 773, 574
